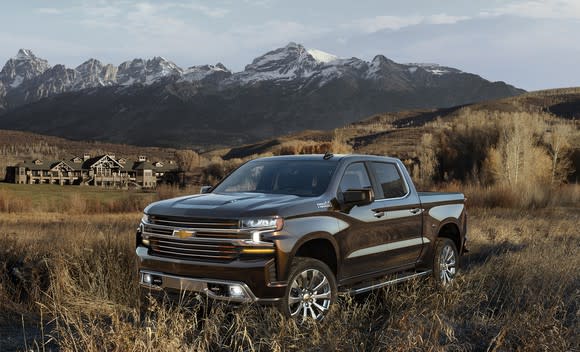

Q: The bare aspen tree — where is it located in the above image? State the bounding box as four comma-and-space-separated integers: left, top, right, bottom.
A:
175, 150, 200, 172
544, 122, 574, 184
417, 133, 438, 186
487, 112, 551, 186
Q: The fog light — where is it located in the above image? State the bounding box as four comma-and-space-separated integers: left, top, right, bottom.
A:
143, 273, 152, 284
228, 285, 246, 298
142, 239, 150, 246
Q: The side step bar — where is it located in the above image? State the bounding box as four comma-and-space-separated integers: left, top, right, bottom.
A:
342, 270, 432, 295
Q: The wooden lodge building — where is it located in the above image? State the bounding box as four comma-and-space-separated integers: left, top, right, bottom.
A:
6, 154, 180, 188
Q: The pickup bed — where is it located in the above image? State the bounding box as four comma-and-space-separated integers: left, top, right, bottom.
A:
137, 154, 467, 321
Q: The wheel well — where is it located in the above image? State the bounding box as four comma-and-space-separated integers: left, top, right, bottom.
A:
294, 239, 337, 275
438, 223, 461, 251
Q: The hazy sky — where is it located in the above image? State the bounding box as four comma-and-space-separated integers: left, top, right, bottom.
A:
0, 0, 578, 91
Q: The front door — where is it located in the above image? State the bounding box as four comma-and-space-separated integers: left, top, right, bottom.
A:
337, 161, 423, 280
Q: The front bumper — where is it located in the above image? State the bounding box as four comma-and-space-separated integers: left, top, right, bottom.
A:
136, 246, 285, 303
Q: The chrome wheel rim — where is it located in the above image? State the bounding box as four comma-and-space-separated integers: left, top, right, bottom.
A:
288, 269, 332, 321
439, 244, 457, 285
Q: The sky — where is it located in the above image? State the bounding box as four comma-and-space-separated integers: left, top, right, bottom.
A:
0, 0, 578, 91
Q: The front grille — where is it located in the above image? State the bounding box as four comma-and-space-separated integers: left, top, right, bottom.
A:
149, 215, 239, 229
143, 225, 249, 240
143, 216, 248, 261
149, 237, 240, 261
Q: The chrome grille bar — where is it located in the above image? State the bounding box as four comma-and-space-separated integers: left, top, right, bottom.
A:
149, 237, 240, 261
150, 215, 239, 229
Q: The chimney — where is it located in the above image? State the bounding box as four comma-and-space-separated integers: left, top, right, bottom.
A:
83, 153, 91, 161
138, 155, 146, 162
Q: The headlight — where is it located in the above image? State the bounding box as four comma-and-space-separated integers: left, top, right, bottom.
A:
241, 217, 284, 231
141, 213, 150, 224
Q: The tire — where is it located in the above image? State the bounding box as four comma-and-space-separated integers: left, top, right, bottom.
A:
280, 258, 337, 322
433, 238, 459, 286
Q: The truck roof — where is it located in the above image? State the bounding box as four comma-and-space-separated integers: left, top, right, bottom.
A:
253, 154, 401, 163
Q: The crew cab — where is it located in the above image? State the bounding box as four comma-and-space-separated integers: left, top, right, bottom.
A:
137, 154, 467, 321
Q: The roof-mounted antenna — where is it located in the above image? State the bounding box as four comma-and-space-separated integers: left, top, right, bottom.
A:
323, 151, 334, 160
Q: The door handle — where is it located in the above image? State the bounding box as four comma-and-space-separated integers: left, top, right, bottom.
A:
373, 211, 385, 218
410, 208, 422, 215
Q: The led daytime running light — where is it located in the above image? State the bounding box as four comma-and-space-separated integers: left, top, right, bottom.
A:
241, 217, 283, 230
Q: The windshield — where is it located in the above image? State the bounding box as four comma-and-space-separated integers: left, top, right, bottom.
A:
213, 159, 338, 197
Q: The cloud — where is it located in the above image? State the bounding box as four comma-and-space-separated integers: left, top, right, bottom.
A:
36, 8, 64, 15
75, 1, 230, 41
242, 0, 273, 8
350, 14, 470, 33
178, 4, 229, 18
482, 0, 580, 20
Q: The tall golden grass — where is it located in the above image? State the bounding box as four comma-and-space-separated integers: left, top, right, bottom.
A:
0, 184, 200, 215
436, 183, 580, 209
1, 204, 578, 350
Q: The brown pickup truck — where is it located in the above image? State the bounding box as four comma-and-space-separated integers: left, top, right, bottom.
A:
137, 154, 467, 321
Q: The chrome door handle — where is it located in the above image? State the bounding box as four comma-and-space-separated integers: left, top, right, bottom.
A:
373, 211, 385, 218
410, 208, 422, 215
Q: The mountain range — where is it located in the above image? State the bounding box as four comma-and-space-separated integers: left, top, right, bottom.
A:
0, 43, 524, 148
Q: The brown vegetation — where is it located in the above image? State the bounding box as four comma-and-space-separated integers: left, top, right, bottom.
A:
0, 205, 578, 351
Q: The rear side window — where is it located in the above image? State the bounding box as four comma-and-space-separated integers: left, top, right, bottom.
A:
370, 162, 407, 199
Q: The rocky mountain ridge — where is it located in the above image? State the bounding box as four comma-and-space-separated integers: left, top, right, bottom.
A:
0, 43, 516, 109
0, 43, 525, 148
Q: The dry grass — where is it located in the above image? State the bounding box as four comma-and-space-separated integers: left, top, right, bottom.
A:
0, 184, 202, 215
0, 201, 578, 351
435, 183, 580, 209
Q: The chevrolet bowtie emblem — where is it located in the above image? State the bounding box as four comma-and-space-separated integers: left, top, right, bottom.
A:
173, 229, 195, 239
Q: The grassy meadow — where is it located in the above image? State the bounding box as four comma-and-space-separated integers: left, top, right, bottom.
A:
0, 183, 578, 351
1, 88, 579, 349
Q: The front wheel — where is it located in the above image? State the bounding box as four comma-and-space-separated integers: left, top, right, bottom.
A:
280, 258, 337, 322
433, 238, 459, 286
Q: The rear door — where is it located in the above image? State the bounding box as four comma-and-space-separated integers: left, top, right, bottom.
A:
366, 161, 423, 267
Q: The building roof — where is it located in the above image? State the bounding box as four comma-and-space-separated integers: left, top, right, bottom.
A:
14, 155, 179, 172
16, 160, 64, 171
81, 155, 124, 169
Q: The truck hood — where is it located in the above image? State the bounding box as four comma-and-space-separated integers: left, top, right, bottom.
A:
145, 192, 317, 218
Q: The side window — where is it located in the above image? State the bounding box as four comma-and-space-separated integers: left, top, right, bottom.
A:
370, 162, 407, 199
339, 163, 372, 192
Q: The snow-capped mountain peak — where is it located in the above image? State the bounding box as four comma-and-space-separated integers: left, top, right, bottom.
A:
0, 49, 50, 89
233, 42, 324, 85
16, 49, 36, 60
306, 48, 338, 63
182, 63, 232, 83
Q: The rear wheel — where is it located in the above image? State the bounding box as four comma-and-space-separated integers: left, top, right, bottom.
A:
280, 258, 337, 322
433, 238, 459, 286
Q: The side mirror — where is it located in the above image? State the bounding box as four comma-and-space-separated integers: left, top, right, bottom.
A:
200, 185, 213, 194
341, 188, 374, 209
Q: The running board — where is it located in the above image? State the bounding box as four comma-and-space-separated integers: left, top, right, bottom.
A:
341, 270, 432, 295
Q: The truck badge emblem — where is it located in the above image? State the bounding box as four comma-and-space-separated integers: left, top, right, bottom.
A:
173, 229, 195, 239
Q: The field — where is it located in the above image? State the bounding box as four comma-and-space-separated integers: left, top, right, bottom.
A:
1, 88, 579, 350
0, 184, 578, 351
